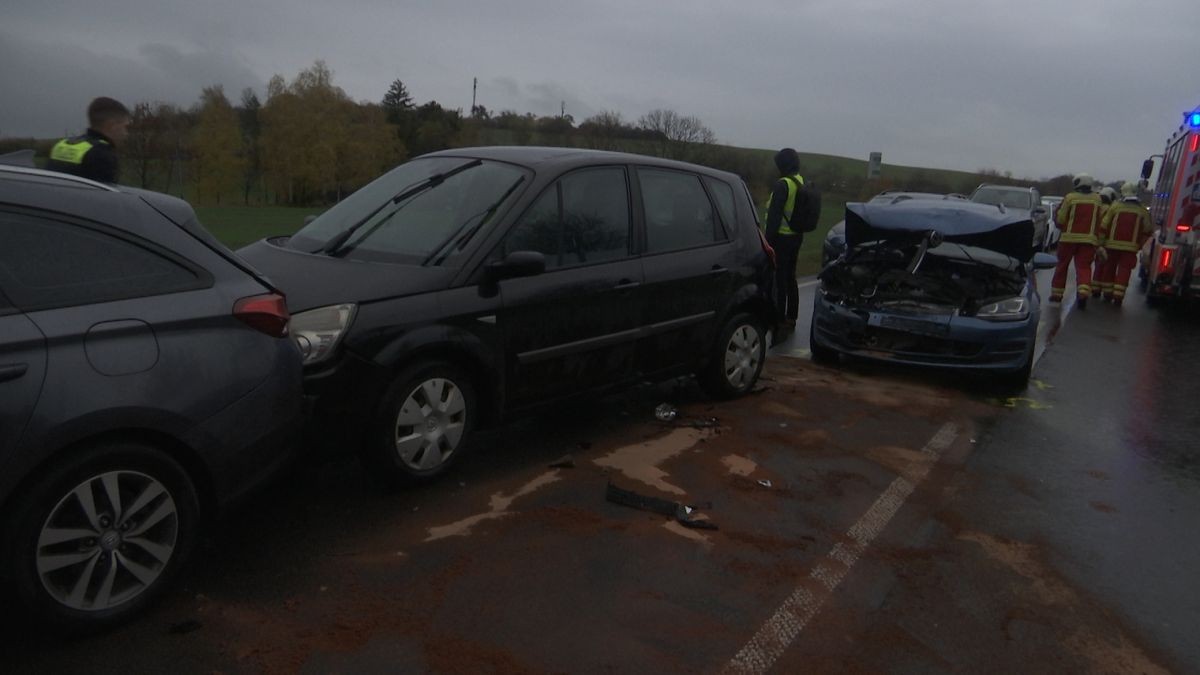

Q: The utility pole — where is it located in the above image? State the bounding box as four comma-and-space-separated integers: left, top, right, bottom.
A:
471, 77, 477, 115
561, 100, 566, 119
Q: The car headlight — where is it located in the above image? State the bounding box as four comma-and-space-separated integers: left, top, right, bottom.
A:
290, 303, 356, 365
976, 297, 1029, 321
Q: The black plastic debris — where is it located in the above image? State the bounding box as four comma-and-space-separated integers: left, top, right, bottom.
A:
549, 455, 576, 469
605, 482, 718, 530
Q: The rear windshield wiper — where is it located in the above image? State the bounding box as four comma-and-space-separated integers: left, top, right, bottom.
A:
319, 159, 483, 256
423, 175, 526, 266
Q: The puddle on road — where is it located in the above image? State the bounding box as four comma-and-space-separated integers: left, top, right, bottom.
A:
425, 471, 562, 542
722, 454, 758, 477
592, 427, 711, 495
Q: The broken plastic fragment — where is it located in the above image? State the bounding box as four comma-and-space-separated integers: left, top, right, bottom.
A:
655, 403, 678, 421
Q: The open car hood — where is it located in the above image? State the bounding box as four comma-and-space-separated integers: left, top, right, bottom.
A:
845, 200, 1035, 262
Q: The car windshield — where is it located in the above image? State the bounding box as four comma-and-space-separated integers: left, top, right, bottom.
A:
971, 188, 1031, 210
287, 157, 529, 265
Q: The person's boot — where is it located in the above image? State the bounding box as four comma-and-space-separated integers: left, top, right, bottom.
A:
1076, 295, 1088, 310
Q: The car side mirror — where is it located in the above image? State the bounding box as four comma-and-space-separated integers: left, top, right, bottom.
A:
1032, 252, 1056, 270
486, 250, 546, 281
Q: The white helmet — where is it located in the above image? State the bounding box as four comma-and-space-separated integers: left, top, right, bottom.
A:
1073, 173, 1095, 190
1100, 186, 1119, 203
1121, 181, 1138, 197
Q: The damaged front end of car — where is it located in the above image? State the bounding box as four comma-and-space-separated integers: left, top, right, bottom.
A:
811, 200, 1040, 375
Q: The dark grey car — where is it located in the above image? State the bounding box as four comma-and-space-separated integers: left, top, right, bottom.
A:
0, 166, 303, 631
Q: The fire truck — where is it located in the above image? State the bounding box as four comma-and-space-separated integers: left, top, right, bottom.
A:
1141, 105, 1200, 302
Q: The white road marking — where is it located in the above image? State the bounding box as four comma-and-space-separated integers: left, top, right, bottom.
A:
722, 422, 959, 674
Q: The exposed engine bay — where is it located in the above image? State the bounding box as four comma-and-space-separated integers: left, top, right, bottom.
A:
819, 232, 1026, 316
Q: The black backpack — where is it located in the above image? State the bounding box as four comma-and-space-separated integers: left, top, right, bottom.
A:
794, 179, 822, 233
782, 176, 822, 233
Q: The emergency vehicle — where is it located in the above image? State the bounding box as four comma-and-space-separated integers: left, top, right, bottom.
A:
1141, 105, 1200, 302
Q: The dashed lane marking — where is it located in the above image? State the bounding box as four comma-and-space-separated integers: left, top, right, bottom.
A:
722, 422, 959, 675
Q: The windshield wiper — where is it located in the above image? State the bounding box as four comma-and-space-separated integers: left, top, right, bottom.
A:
423, 175, 527, 266
319, 159, 483, 256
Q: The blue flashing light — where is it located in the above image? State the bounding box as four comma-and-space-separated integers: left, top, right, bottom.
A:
1191, 112, 1200, 128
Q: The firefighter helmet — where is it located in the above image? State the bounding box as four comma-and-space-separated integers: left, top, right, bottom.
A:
1121, 181, 1137, 197
1100, 186, 1119, 203
1073, 173, 1095, 190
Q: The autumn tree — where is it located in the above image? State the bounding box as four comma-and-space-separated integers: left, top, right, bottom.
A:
192, 86, 245, 205
260, 62, 347, 204
238, 88, 263, 204
333, 101, 405, 200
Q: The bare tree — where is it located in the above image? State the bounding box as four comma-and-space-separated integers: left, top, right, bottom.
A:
637, 108, 716, 160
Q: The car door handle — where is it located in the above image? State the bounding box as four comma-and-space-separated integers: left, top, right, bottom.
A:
0, 363, 28, 383
709, 265, 728, 275
614, 279, 641, 290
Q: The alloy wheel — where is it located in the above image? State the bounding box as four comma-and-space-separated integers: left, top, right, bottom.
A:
35, 471, 178, 612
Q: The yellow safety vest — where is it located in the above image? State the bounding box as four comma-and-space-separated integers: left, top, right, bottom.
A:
49, 137, 105, 165
763, 174, 805, 235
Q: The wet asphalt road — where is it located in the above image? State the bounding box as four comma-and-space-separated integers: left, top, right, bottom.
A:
3, 267, 1198, 673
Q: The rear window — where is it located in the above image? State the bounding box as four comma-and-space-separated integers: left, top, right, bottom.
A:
972, 188, 1032, 210
0, 209, 208, 312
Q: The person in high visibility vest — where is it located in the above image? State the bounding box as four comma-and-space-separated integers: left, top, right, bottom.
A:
1096, 181, 1152, 305
762, 148, 807, 331
1050, 173, 1107, 309
45, 97, 131, 184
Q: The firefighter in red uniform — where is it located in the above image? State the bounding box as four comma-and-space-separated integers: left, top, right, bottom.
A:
1050, 173, 1107, 308
1092, 186, 1119, 297
1096, 182, 1152, 305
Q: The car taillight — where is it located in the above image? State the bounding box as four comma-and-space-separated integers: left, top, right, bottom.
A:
234, 293, 290, 337
1177, 222, 1192, 233
756, 229, 777, 267
1159, 248, 1173, 272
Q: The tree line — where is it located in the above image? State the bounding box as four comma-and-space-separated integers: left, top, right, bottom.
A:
0, 59, 1092, 207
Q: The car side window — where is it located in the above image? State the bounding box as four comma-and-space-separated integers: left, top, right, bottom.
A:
504, 167, 631, 270
0, 209, 206, 312
703, 176, 736, 238
640, 169, 720, 254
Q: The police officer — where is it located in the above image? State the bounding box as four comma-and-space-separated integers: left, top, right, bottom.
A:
1051, 173, 1107, 308
763, 148, 807, 331
45, 97, 131, 184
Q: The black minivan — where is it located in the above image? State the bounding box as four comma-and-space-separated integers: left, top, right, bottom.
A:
240, 147, 776, 484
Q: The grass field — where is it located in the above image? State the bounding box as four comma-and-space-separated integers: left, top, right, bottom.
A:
195, 206, 324, 250
198, 201, 842, 275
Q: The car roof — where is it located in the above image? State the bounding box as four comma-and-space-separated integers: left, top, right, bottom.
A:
424, 146, 744, 184
974, 183, 1035, 192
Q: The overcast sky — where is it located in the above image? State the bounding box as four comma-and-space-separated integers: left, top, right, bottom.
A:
2, 0, 1196, 182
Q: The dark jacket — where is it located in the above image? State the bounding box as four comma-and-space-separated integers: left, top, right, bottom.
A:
46, 129, 119, 183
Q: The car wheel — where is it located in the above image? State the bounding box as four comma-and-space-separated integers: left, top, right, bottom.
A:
809, 324, 839, 365
700, 312, 766, 399
363, 361, 477, 486
2, 443, 200, 633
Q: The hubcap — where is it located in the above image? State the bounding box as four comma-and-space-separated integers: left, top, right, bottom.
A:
723, 324, 762, 389
394, 377, 467, 471
35, 471, 178, 612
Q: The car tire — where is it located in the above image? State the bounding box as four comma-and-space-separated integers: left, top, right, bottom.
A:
700, 312, 767, 400
362, 361, 477, 487
2, 442, 200, 634
809, 324, 839, 365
